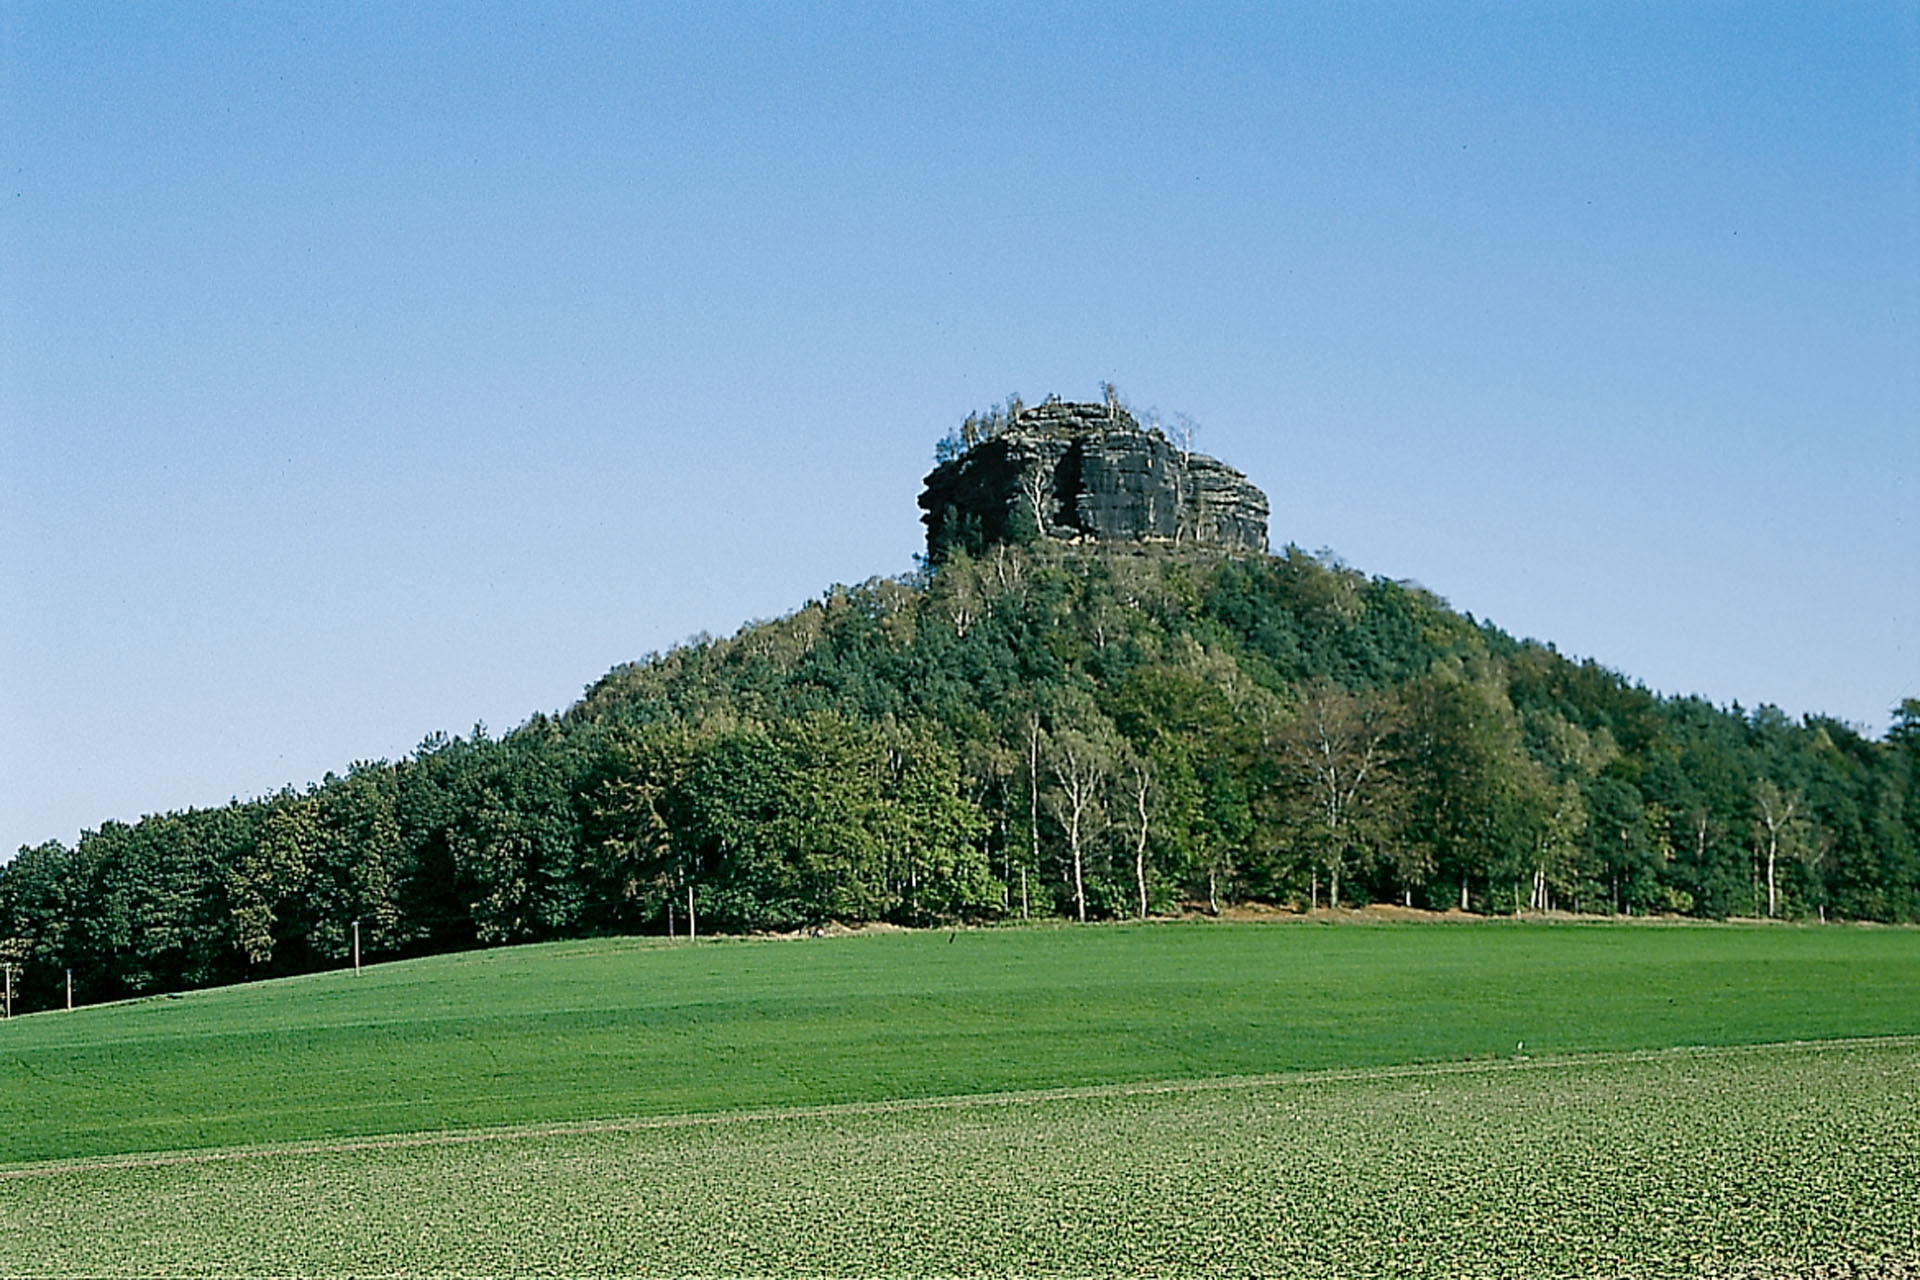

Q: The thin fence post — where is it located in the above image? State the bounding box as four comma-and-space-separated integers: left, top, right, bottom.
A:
67, 968, 73, 1011
688, 885, 696, 942
352, 920, 361, 975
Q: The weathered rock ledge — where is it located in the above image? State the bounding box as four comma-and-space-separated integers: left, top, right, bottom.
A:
919, 400, 1269, 559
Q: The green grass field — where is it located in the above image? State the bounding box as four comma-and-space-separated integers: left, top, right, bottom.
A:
3, 919, 1918, 1275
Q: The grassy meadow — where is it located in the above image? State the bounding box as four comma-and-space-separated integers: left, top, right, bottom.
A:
3, 918, 1918, 1275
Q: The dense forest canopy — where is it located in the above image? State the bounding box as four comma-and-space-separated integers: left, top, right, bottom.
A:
4, 538, 1917, 1012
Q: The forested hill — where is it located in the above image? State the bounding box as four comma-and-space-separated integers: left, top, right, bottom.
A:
5, 540, 1918, 1012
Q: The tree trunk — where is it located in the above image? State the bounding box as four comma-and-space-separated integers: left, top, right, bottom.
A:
1070, 818, 1086, 923
997, 799, 1010, 913
1073, 856, 1086, 922
1754, 785, 1798, 920
1133, 778, 1150, 920
1027, 719, 1041, 906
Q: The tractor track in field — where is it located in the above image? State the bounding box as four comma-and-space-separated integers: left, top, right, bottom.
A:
7, 1032, 1917, 1182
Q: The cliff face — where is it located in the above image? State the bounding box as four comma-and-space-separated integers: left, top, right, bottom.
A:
919, 401, 1269, 559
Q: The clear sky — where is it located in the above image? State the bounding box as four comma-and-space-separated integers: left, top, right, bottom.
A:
3, 3, 1916, 857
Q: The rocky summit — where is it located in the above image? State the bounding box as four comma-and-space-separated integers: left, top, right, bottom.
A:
919, 399, 1269, 560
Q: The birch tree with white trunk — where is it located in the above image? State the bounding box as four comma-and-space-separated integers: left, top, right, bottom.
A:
1275, 680, 1402, 909
1047, 727, 1111, 923
1752, 779, 1808, 919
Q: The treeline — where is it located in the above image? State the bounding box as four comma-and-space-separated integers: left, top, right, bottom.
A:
4, 542, 1918, 1012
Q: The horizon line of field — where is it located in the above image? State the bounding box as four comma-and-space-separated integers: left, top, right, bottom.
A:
10, 1032, 1916, 1183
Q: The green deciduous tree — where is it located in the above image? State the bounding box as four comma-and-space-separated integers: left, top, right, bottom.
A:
229, 798, 315, 970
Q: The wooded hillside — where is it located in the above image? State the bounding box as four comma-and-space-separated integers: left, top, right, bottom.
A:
5, 540, 1917, 1011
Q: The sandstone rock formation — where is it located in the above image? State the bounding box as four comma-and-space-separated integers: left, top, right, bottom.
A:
919, 399, 1269, 560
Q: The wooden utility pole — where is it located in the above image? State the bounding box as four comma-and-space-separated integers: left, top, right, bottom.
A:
352, 920, 361, 975
687, 885, 697, 942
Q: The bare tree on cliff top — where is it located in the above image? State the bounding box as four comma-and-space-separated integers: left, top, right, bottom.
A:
1017, 464, 1049, 541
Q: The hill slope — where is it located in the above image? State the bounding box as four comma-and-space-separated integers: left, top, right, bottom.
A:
3, 540, 1918, 1008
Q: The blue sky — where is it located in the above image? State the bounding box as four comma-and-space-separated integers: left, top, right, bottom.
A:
4, 3, 1916, 856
